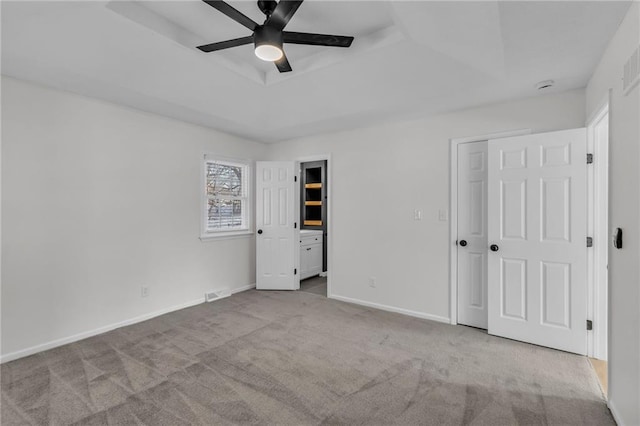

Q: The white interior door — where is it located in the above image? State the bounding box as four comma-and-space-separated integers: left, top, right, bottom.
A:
487, 129, 587, 355
457, 141, 488, 329
256, 161, 299, 290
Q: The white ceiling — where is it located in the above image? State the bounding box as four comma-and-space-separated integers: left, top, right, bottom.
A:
1, 1, 631, 143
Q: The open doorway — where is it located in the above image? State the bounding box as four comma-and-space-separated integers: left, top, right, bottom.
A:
255, 157, 331, 296
299, 157, 329, 297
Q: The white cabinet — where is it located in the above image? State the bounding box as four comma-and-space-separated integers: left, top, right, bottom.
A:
300, 230, 323, 280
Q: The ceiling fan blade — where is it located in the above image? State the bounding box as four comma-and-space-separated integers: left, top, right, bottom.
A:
266, 0, 304, 31
283, 32, 353, 47
275, 52, 292, 73
202, 0, 258, 31
197, 36, 253, 53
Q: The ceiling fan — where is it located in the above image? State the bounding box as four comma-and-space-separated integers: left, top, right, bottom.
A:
196, 0, 354, 73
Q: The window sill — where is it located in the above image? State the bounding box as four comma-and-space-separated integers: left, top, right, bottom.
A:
200, 231, 254, 241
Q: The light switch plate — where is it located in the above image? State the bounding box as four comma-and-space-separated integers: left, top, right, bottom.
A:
438, 209, 448, 221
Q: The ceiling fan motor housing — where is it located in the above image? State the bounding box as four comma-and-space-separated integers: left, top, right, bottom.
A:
254, 25, 283, 50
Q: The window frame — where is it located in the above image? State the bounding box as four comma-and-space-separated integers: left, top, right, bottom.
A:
200, 154, 253, 241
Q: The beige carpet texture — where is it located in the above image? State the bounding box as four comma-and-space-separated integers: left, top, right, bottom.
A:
1, 289, 613, 425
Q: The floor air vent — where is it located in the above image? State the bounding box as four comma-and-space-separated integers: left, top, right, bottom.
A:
623, 44, 640, 96
205, 288, 231, 302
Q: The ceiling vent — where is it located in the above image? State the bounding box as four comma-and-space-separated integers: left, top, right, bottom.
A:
623, 44, 640, 96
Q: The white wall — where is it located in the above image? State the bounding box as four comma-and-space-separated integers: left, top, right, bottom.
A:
268, 90, 586, 322
1, 76, 267, 360
586, 3, 640, 425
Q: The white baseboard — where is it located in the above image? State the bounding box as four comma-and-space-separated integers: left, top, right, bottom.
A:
1, 283, 256, 364
329, 294, 451, 324
608, 399, 625, 426
232, 283, 256, 294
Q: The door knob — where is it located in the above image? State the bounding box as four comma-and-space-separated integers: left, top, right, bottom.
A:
257, 229, 263, 235
459, 240, 468, 247
490, 244, 499, 252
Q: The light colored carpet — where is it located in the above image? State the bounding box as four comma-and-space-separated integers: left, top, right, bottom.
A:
300, 275, 327, 297
1, 289, 613, 425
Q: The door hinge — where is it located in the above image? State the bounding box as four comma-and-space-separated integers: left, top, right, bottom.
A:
294, 268, 297, 275
587, 237, 593, 247
587, 320, 593, 331
587, 153, 594, 164
294, 176, 297, 182
294, 222, 297, 229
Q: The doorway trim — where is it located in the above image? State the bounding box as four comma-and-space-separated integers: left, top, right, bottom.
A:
449, 129, 532, 325
296, 154, 333, 297
586, 95, 610, 360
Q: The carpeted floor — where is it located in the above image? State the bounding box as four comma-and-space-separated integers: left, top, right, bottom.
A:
1, 289, 613, 425
300, 275, 327, 297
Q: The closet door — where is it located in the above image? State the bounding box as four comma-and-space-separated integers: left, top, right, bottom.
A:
487, 129, 588, 355
457, 141, 488, 329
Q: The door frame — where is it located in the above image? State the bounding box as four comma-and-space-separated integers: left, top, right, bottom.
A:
449, 129, 532, 326
586, 96, 610, 360
296, 154, 333, 297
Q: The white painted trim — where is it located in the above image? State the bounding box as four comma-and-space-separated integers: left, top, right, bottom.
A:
1, 298, 202, 363
200, 154, 254, 240
608, 400, 624, 426
586, 97, 610, 360
586, 92, 611, 126
200, 231, 253, 241
330, 294, 451, 324
449, 129, 532, 326
296, 154, 333, 298
449, 129, 533, 145
232, 283, 256, 294
295, 160, 301, 290
1, 283, 256, 364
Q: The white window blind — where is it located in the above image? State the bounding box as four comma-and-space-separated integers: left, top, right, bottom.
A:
203, 156, 250, 236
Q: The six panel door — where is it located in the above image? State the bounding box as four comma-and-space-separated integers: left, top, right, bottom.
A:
487, 129, 588, 355
256, 161, 299, 290
457, 141, 489, 329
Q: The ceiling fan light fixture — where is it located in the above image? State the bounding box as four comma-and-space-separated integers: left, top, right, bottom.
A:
255, 44, 283, 61
254, 25, 284, 62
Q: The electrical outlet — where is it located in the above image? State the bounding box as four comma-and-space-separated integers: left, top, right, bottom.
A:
369, 277, 376, 288
414, 209, 422, 220
141, 286, 149, 298
438, 209, 448, 222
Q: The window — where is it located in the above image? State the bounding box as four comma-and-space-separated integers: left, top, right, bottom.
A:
202, 155, 251, 239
